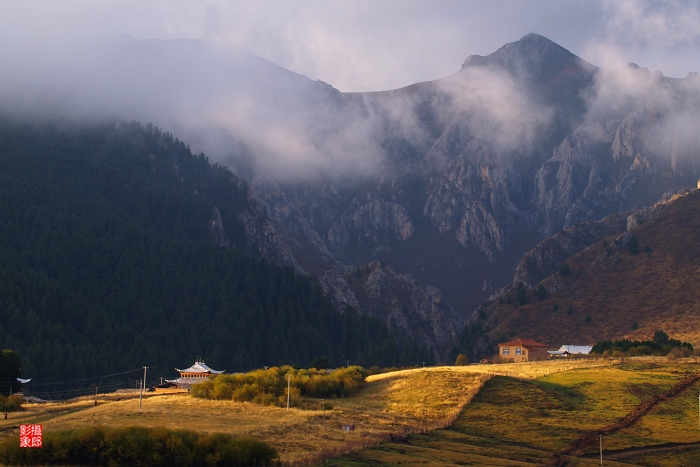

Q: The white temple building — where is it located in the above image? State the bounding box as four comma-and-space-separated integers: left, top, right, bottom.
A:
165, 360, 224, 389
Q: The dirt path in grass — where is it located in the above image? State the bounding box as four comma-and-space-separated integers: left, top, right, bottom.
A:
580, 441, 700, 461
548, 371, 700, 466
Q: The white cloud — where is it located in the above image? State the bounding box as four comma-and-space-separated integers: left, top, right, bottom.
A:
436, 67, 553, 151
603, 0, 700, 48
2, 0, 700, 181
583, 0, 700, 76
0, 0, 609, 92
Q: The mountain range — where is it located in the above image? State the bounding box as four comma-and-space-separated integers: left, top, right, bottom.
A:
2, 33, 700, 363
236, 34, 700, 358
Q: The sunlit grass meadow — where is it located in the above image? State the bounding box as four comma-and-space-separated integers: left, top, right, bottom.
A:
327, 362, 700, 466
0, 360, 607, 463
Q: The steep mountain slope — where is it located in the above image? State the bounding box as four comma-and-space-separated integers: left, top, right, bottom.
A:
320, 261, 461, 354
462, 188, 700, 358
0, 119, 434, 386
253, 34, 700, 336
4, 34, 700, 362
2, 36, 455, 360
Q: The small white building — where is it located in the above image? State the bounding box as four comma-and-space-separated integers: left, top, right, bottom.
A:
548, 345, 593, 358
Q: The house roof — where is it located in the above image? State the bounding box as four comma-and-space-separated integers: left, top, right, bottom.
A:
499, 338, 548, 348
175, 361, 224, 374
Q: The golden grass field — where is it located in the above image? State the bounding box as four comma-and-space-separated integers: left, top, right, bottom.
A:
328, 361, 700, 466
0, 359, 608, 464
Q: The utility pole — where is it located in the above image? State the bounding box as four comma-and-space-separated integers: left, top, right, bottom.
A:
599, 434, 603, 465
321, 399, 326, 429
139, 366, 148, 409
286, 374, 291, 411
346, 360, 350, 367
94, 383, 97, 407
422, 361, 426, 368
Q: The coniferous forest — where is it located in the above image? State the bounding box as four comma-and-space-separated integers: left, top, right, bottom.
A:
0, 118, 433, 395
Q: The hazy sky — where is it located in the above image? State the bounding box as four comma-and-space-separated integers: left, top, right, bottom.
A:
2, 0, 699, 92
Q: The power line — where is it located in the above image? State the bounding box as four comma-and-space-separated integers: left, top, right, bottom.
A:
16, 368, 144, 387
27, 380, 137, 398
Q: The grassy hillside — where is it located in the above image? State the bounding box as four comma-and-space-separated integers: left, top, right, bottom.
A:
471, 189, 700, 354
0, 361, 603, 463
329, 362, 700, 466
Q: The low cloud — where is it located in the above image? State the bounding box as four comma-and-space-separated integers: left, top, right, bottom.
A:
583, 64, 672, 121
582, 60, 700, 172
602, 0, 700, 50
435, 66, 554, 154
2, 1, 699, 183
584, 0, 700, 77
576, 1, 700, 171
0, 36, 414, 182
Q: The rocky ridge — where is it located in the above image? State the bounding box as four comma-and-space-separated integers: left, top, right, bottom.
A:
461, 186, 700, 357
230, 34, 700, 360
319, 261, 461, 361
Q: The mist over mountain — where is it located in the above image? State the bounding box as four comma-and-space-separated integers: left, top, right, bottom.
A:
3, 33, 700, 360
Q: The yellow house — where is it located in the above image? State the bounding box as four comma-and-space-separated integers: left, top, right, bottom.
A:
498, 338, 549, 363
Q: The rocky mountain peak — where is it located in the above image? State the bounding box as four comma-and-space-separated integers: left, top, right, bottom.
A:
461, 33, 593, 86
239, 35, 700, 362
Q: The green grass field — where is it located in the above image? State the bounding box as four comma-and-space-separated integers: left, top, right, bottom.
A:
327, 362, 700, 466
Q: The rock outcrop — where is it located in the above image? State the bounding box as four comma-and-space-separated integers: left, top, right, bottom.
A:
319, 269, 361, 313
513, 212, 630, 289
320, 262, 461, 362
237, 182, 306, 275
327, 195, 415, 252
208, 207, 230, 248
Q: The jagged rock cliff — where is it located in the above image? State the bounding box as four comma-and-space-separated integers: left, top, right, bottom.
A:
319, 261, 461, 361
237, 183, 306, 275
327, 195, 415, 252
227, 34, 700, 358
253, 33, 699, 308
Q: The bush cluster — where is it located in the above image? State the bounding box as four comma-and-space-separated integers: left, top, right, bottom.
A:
0, 426, 277, 466
454, 354, 469, 366
0, 395, 22, 412
191, 366, 368, 407
592, 331, 693, 357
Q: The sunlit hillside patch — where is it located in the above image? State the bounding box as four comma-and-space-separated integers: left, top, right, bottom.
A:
326, 362, 700, 466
